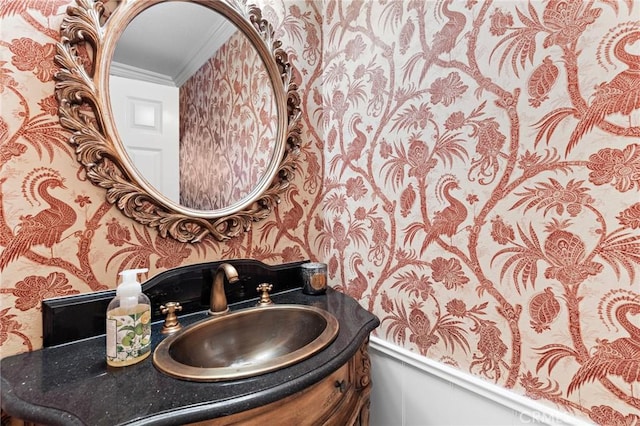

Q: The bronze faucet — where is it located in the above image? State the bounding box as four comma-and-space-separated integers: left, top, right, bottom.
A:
208, 263, 239, 316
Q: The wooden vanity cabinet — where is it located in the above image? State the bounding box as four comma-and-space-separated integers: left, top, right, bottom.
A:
0, 414, 37, 426
190, 340, 373, 426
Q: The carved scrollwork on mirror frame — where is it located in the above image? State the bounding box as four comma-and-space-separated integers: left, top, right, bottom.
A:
55, 0, 302, 243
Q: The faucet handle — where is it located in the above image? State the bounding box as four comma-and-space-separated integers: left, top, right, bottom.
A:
256, 283, 273, 307
160, 302, 183, 334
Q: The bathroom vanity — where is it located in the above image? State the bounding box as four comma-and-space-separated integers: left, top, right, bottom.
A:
0, 261, 379, 425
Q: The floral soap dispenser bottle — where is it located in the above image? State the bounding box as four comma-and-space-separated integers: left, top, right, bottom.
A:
106, 268, 151, 367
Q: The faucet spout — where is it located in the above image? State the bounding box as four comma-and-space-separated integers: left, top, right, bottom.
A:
209, 263, 239, 316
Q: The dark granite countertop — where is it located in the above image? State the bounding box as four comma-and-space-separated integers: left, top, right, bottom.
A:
1, 288, 379, 425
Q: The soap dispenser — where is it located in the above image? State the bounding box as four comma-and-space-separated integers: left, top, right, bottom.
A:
106, 268, 152, 367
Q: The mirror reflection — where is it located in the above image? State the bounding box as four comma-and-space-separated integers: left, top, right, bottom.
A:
110, 1, 277, 211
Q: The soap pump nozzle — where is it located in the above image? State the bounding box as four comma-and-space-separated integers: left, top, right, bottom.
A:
117, 268, 148, 308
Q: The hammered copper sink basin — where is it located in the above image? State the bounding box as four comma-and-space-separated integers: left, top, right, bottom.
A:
152, 305, 339, 382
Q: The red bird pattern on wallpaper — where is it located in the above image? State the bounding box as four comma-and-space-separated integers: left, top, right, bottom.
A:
346, 253, 367, 299
568, 295, 640, 395
261, 187, 304, 245
534, 26, 640, 156
432, 0, 466, 56
402, 0, 467, 83
0, 168, 76, 270
565, 30, 640, 155
534, 290, 640, 400
405, 174, 467, 255
329, 115, 367, 178
329, 0, 364, 46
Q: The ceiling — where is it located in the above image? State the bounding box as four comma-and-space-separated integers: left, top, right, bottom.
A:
111, 2, 237, 87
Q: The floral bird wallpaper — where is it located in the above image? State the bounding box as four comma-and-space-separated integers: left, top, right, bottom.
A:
179, 29, 277, 210
0, 0, 639, 425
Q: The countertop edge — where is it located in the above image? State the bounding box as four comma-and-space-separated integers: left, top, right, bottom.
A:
1, 377, 84, 426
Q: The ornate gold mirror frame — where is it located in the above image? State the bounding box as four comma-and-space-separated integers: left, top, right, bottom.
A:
55, 0, 302, 242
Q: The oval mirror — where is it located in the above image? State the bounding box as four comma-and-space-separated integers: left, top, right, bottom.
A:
55, 0, 302, 242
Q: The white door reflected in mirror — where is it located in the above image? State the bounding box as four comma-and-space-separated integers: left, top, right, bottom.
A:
110, 75, 180, 204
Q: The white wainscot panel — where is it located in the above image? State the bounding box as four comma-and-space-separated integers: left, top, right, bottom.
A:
369, 337, 594, 426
